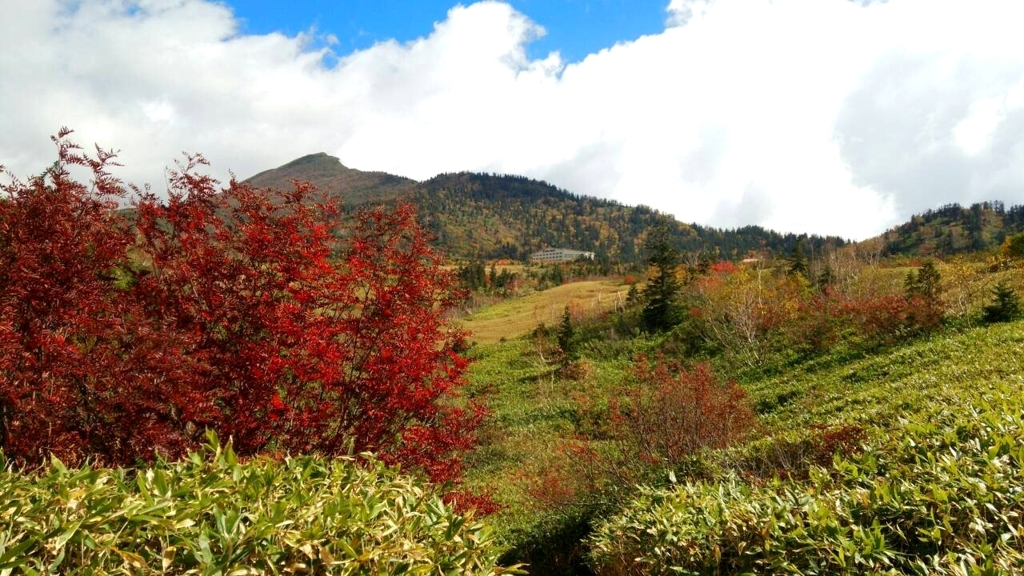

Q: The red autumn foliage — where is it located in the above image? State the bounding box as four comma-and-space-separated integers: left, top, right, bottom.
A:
612, 356, 756, 465
0, 132, 204, 465
0, 130, 481, 486
840, 293, 913, 348
520, 357, 756, 515
782, 288, 846, 355
518, 437, 603, 511
708, 260, 738, 275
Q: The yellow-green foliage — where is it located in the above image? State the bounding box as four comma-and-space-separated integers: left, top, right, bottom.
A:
0, 435, 518, 574
744, 321, 1024, 432
460, 280, 627, 345
589, 393, 1024, 575
587, 322, 1024, 575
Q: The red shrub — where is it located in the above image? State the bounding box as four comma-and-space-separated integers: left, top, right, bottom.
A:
0, 131, 204, 465
614, 357, 756, 464
841, 293, 912, 348
520, 357, 756, 516
518, 438, 603, 512
905, 294, 944, 333
0, 131, 481, 485
782, 288, 846, 355
709, 260, 738, 275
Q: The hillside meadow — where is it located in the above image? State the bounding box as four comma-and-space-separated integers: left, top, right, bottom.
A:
446, 251, 1024, 574
4, 136, 1024, 573
461, 306, 1024, 574
458, 279, 629, 345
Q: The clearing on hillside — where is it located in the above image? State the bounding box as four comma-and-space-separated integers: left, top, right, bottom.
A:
459, 280, 628, 345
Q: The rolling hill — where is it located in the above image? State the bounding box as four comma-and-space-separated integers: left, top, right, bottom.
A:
874, 201, 1024, 258
243, 154, 846, 262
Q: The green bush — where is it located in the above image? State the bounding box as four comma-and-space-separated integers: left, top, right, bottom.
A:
0, 434, 518, 574
588, 394, 1024, 575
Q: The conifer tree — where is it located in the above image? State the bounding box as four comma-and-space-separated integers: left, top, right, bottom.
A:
626, 283, 640, 306
641, 226, 682, 332
787, 236, 808, 279
904, 260, 944, 329
557, 305, 578, 362
982, 281, 1021, 323
905, 260, 942, 302
816, 264, 835, 292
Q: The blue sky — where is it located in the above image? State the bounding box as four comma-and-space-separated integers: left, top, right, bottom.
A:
225, 0, 670, 63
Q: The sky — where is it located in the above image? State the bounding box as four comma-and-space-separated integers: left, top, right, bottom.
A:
2, 0, 1024, 240
226, 0, 671, 64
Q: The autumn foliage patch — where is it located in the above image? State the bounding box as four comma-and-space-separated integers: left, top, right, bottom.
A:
0, 130, 481, 485
521, 357, 756, 514
611, 357, 756, 466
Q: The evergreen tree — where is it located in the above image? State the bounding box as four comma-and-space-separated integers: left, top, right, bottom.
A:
905, 260, 942, 302
547, 265, 565, 286
966, 204, 986, 251
816, 264, 835, 292
557, 305, 578, 362
982, 281, 1021, 323
641, 226, 682, 332
905, 260, 944, 329
787, 236, 808, 279
625, 283, 640, 306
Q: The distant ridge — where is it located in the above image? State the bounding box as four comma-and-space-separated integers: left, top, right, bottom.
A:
868, 201, 1024, 258
242, 156, 846, 261
243, 153, 417, 206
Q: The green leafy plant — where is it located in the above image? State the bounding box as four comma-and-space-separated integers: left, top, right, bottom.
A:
0, 433, 520, 574
588, 393, 1024, 575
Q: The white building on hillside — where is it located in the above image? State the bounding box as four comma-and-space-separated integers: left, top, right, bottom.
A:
530, 247, 596, 264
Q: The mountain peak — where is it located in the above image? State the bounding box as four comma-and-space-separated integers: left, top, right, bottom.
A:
278, 152, 347, 171
242, 153, 417, 206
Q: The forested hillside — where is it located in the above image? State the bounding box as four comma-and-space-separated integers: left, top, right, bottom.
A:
244, 156, 846, 262
878, 200, 1024, 257
412, 172, 851, 261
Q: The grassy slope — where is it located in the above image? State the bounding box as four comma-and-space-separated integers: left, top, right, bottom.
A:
458, 280, 629, 345
463, 315, 1024, 563
587, 321, 1024, 573
462, 334, 648, 532
746, 320, 1024, 433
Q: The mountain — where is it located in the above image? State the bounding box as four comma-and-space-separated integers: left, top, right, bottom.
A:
243, 154, 845, 262
407, 172, 846, 261
243, 153, 416, 206
875, 201, 1024, 258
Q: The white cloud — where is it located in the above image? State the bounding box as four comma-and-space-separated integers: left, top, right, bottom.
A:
666, 0, 712, 27
2, 0, 1024, 240
954, 97, 1005, 157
